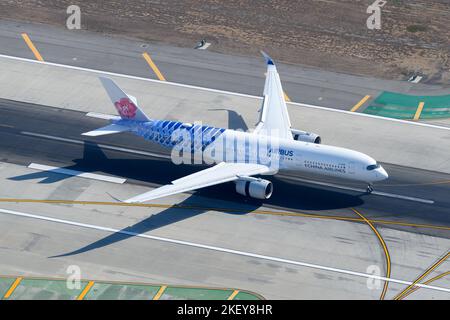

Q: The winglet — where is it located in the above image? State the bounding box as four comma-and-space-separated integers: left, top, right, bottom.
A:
260, 51, 275, 66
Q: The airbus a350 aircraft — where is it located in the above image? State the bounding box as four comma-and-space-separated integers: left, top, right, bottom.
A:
82, 52, 388, 203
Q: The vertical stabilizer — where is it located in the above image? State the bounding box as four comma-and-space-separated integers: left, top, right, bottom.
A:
99, 77, 150, 122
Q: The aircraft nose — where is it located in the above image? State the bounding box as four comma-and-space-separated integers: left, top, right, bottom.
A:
377, 166, 389, 180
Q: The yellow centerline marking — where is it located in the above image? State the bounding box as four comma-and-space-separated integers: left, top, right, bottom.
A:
142, 52, 166, 81
227, 290, 239, 300
350, 95, 371, 112
76, 280, 94, 300
153, 285, 167, 300
3, 277, 23, 299
21, 33, 44, 62
413, 101, 425, 121
352, 209, 391, 300
400, 271, 450, 300
394, 251, 450, 300
0, 198, 448, 231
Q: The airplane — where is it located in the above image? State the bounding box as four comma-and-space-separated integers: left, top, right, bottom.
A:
82, 52, 388, 203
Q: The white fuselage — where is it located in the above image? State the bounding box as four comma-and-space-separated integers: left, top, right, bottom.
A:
121, 119, 388, 184
204, 130, 388, 183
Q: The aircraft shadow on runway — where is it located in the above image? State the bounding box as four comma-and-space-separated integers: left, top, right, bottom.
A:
209, 109, 249, 131
9, 141, 364, 257
49, 194, 258, 258
9, 141, 364, 212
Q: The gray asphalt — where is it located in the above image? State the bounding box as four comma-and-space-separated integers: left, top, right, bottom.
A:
1, 98, 449, 240
0, 19, 448, 112
0, 19, 449, 299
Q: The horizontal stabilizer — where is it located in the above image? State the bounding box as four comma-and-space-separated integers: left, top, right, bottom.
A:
82, 123, 130, 137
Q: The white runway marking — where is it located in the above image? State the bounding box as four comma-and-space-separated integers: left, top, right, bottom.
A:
1, 54, 449, 132
1, 207, 449, 295
28, 163, 126, 184
280, 175, 435, 204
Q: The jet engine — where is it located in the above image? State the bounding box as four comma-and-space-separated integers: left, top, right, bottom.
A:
291, 129, 321, 144
235, 179, 273, 199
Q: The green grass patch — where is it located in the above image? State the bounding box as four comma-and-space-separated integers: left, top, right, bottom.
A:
0, 277, 15, 298
0, 276, 262, 300
8, 279, 87, 300
233, 291, 262, 300
364, 92, 450, 120
161, 287, 234, 300
85, 283, 160, 300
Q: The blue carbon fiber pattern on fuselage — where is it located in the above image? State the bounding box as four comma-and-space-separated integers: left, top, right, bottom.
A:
114, 119, 226, 150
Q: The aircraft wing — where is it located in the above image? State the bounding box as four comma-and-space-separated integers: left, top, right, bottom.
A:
124, 162, 272, 203
255, 52, 293, 140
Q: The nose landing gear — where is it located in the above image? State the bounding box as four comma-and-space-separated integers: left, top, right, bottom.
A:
366, 183, 374, 194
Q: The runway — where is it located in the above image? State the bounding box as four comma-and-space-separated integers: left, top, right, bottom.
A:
1, 99, 449, 235
0, 20, 448, 300
0, 19, 448, 112
0, 98, 449, 299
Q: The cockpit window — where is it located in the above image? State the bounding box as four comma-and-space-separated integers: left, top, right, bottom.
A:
366, 163, 380, 171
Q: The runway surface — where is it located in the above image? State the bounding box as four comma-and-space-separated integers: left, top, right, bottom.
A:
0, 19, 449, 299
1, 98, 449, 236
0, 99, 449, 299
0, 19, 448, 112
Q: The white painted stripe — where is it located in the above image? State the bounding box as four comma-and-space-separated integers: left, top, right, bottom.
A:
280, 175, 434, 204
28, 163, 126, 184
1, 54, 449, 132
20, 131, 171, 160
1, 207, 449, 294
371, 190, 434, 204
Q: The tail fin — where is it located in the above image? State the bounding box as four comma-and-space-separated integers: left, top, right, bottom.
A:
99, 77, 150, 122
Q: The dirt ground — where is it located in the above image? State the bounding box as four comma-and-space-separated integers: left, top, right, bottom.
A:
0, 0, 449, 84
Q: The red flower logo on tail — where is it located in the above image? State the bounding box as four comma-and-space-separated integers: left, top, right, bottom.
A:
114, 98, 137, 119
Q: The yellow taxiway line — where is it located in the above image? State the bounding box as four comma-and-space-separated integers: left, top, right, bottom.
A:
413, 102, 425, 121
350, 95, 371, 112
0, 198, 448, 232
227, 290, 240, 300
3, 277, 23, 299
399, 271, 450, 300
77, 281, 95, 300
142, 52, 166, 81
352, 209, 391, 300
21, 33, 44, 62
153, 285, 167, 300
394, 251, 449, 300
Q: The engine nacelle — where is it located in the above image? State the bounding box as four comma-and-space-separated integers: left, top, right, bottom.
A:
291, 129, 321, 144
235, 179, 273, 199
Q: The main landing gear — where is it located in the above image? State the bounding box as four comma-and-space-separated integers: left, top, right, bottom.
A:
366, 183, 374, 194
